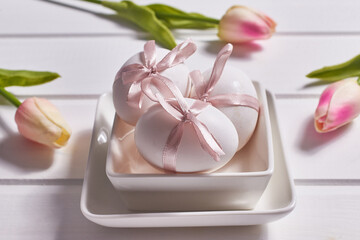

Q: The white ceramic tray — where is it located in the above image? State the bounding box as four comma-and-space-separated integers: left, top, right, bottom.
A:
106, 82, 274, 212
80, 91, 296, 228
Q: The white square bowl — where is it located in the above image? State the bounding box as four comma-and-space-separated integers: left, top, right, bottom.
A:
106, 82, 273, 211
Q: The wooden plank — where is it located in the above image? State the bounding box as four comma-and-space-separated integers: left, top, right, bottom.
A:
276, 97, 360, 180
0, 185, 359, 239
1, 0, 360, 35
0, 97, 97, 179
2, 94, 358, 181
1, 94, 359, 181
1, 36, 359, 96
268, 186, 360, 240
0, 0, 118, 35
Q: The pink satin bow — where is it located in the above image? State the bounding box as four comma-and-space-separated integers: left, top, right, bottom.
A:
121, 39, 196, 108
190, 44, 260, 112
149, 79, 225, 172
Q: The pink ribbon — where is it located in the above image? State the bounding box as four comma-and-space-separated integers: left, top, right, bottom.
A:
121, 39, 197, 108
190, 44, 260, 112
144, 77, 225, 172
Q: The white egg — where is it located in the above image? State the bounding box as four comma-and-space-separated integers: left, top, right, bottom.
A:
135, 98, 239, 173
191, 65, 259, 151
113, 47, 191, 126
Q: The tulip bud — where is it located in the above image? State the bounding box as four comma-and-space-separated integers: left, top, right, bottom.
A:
15, 97, 71, 148
315, 78, 360, 133
218, 5, 276, 43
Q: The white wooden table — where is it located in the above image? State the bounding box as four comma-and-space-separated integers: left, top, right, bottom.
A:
1, 0, 360, 239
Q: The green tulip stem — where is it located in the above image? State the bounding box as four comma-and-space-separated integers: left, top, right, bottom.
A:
80, 0, 102, 4
155, 12, 220, 24
0, 87, 22, 108
79, 0, 220, 24
357, 77, 360, 85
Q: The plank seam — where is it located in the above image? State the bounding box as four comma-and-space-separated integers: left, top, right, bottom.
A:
8, 93, 318, 99
13, 94, 101, 99
0, 33, 139, 38
295, 179, 360, 186
2, 32, 360, 39
0, 179, 359, 186
0, 179, 83, 185
275, 94, 320, 99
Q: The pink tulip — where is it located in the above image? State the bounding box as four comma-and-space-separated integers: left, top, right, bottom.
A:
315, 78, 360, 133
218, 5, 276, 43
15, 97, 71, 148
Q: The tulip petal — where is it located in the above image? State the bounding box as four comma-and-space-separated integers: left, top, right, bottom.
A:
218, 5, 276, 43
263, 14, 277, 31
35, 98, 71, 147
15, 97, 71, 148
315, 78, 360, 132
314, 81, 340, 119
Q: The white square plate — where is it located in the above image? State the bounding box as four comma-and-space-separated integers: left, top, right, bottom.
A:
80, 90, 296, 227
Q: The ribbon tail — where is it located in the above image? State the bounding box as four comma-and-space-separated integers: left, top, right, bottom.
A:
151, 75, 190, 114
155, 92, 183, 121
189, 100, 210, 116
163, 122, 185, 172
143, 76, 174, 103
209, 94, 260, 112
190, 115, 225, 162
140, 75, 186, 117
140, 77, 159, 103
127, 81, 144, 108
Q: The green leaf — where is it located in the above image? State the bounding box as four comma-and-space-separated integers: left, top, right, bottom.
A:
146, 4, 218, 29
306, 54, 360, 82
102, 1, 177, 49
0, 69, 60, 87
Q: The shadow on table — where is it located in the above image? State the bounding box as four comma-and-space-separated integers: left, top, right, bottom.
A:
0, 115, 92, 173
302, 80, 331, 89
52, 201, 270, 240
205, 41, 263, 59
298, 115, 352, 153
38, 0, 144, 35
51, 191, 270, 240
64, 129, 93, 178
0, 134, 54, 170
0, 115, 54, 170
88, 224, 268, 240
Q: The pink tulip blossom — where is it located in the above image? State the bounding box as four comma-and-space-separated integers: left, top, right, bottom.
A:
218, 5, 276, 43
315, 78, 360, 133
15, 97, 71, 148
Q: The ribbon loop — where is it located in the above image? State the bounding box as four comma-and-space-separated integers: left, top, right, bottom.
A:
121, 39, 197, 108
190, 43, 260, 113
205, 43, 233, 94
156, 39, 197, 72
189, 70, 207, 100
143, 40, 157, 68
